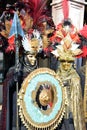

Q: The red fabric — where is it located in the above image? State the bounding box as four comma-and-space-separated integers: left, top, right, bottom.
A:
77, 46, 87, 58
81, 46, 87, 57
79, 25, 87, 38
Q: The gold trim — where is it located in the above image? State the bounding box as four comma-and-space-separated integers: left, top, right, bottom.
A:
18, 68, 65, 129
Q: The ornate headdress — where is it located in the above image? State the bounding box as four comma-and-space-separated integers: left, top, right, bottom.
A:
20, 0, 54, 31
50, 0, 83, 61
22, 34, 42, 55
51, 32, 83, 61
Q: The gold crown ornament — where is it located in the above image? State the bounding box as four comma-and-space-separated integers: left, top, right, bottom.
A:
22, 34, 42, 55
51, 33, 83, 61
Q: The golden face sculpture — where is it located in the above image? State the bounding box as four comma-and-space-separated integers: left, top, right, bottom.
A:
30, 38, 39, 54
27, 54, 36, 66
39, 88, 52, 106
60, 60, 73, 71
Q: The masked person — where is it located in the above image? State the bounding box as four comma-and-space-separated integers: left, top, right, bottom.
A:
1, 35, 40, 130
51, 25, 86, 130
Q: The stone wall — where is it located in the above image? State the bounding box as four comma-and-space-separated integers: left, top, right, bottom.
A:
51, 0, 85, 30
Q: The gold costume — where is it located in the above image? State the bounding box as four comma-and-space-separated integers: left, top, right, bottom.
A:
51, 21, 86, 129
57, 65, 86, 130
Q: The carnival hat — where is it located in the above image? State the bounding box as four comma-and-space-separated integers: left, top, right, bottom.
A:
51, 33, 82, 61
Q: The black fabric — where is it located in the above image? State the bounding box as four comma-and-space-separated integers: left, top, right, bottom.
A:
1, 55, 37, 130
55, 118, 75, 130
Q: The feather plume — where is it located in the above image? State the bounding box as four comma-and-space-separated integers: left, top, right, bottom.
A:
22, 35, 31, 52
62, 0, 69, 19
0, 20, 12, 38
22, 0, 51, 28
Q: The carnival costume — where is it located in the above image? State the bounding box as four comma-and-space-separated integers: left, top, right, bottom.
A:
51, 19, 86, 130
1, 1, 54, 129
1, 34, 40, 130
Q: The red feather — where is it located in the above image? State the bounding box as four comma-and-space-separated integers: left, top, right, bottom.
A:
6, 35, 15, 52
62, 0, 69, 19
22, 0, 50, 27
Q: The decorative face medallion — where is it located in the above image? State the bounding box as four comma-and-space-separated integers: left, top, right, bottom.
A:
32, 82, 57, 114
38, 85, 53, 107
18, 68, 65, 130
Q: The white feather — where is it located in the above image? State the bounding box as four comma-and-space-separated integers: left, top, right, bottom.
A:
33, 29, 40, 39
56, 45, 63, 51
33, 29, 43, 52
22, 35, 31, 52
71, 43, 79, 51
51, 50, 59, 57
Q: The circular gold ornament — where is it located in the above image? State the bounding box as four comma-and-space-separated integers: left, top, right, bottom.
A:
18, 68, 65, 130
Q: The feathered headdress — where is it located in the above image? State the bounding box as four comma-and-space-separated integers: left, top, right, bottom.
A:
51, 32, 83, 61
21, 0, 53, 29
62, 0, 69, 20
22, 33, 42, 55
50, 0, 82, 60
0, 20, 12, 38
